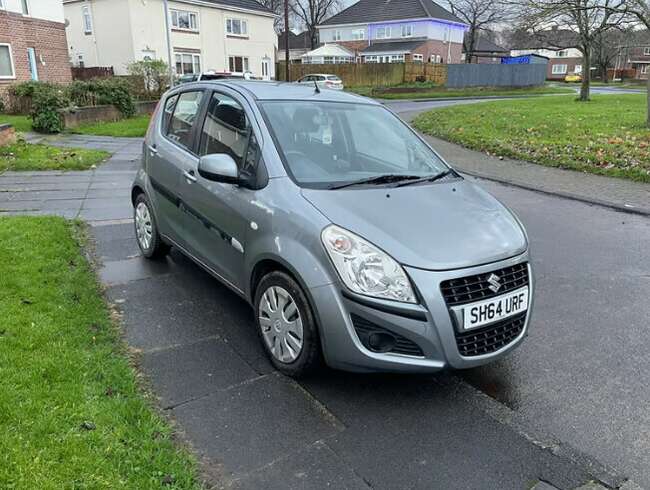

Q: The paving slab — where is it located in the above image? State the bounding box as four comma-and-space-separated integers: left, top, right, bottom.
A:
172, 374, 344, 476
99, 255, 175, 285
233, 441, 369, 490
142, 337, 259, 408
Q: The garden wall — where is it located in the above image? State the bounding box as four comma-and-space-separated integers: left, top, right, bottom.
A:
60, 101, 157, 128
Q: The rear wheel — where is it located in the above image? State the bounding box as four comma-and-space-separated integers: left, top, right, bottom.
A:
254, 271, 322, 377
134, 193, 170, 259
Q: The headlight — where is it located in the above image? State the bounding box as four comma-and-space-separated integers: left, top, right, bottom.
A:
321, 225, 416, 303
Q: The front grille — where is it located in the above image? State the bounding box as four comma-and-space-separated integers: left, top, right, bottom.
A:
455, 312, 526, 357
440, 262, 529, 307
351, 314, 424, 357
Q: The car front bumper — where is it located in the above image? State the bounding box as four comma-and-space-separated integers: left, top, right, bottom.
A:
310, 252, 533, 373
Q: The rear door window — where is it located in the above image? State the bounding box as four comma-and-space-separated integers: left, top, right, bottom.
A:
198, 92, 249, 166
166, 91, 204, 151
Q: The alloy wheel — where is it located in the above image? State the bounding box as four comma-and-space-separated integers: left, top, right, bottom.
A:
135, 201, 153, 251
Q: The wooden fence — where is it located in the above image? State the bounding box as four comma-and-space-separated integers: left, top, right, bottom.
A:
277, 62, 447, 87
71, 66, 114, 81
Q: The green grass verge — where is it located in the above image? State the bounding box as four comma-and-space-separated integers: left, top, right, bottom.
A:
0, 217, 201, 489
71, 115, 151, 138
0, 114, 32, 133
346, 85, 574, 99
0, 139, 109, 172
413, 94, 650, 182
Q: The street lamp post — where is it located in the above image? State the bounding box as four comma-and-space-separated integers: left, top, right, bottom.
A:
284, 0, 290, 82
163, 0, 174, 87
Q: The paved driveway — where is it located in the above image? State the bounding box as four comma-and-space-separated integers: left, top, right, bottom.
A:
2, 127, 647, 488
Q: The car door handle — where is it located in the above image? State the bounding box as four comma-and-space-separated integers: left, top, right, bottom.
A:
148, 145, 158, 155
183, 170, 197, 183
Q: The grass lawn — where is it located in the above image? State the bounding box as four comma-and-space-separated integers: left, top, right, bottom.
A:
347, 85, 574, 99
0, 114, 32, 133
413, 94, 650, 182
0, 217, 200, 489
1, 139, 108, 172
71, 115, 151, 138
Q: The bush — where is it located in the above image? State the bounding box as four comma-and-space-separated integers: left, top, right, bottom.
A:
30, 85, 69, 133
93, 78, 136, 117
127, 59, 169, 99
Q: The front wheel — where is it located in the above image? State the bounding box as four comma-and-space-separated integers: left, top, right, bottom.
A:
254, 271, 322, 377
134, 193, 170, 259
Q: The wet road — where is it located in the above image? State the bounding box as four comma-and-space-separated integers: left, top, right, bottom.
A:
384, 92, 650, 486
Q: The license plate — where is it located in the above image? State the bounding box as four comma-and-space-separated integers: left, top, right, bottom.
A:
463, 287, 529, 331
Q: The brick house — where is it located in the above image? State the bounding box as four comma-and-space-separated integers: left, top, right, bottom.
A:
0, 0, 71, 94
463, 36, 509, 64
616, 38, 650, 80
316, 0, 468, 64
510, 46, 583, 80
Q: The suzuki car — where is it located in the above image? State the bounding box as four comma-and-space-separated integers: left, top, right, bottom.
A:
132, 81, 533, 377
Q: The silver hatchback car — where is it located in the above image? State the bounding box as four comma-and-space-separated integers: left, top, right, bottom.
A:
132, 81, 533, 377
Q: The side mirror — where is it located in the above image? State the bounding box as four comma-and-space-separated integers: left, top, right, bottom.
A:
198, 154, 239, 184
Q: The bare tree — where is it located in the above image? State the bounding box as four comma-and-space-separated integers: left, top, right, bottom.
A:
515, 0, 631, 101
592, 28, 627, 81
257, 0, 286, 32
447, 0, 512, 63
290, 0, 341, 49
625, 0, 650, 126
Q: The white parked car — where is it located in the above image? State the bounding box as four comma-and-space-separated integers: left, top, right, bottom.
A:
295, 74, 344, 90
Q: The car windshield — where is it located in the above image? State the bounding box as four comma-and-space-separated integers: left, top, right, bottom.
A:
260, 101, 449, 189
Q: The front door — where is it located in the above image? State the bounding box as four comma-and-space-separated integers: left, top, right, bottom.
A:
148, 90, 205, 244
179, 90, 256, 292
261, 58, 271, 80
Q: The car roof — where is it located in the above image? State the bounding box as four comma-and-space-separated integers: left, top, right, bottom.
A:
175, 80, 378, 104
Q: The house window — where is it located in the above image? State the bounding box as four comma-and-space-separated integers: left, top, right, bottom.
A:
333, 30, 342, 41
175, 52, 201, 75
228, 56, 249, 73
364, 55, 378, 63
574, 64, 582, 74
552, 64, 567, 74
412, 53, 423, 62
322, 56, 351, 64
556, 50, 568, 57
376, 26, 391, 39
390, 54, 404, 62
226, 18, 248, 36
82, 6, 93, 34
401, 25, 413, 37
0, 44, 15, 78
641, 65, 648, 74
21, 0, 29, 15
171, 10, 198, 31
431, 54, 442, 63
0, 0, 4, 9
352, 29, 364, 40
77, 54, 85, 68
644, 47, 650, 56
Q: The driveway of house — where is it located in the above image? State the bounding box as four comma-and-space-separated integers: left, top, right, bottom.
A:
2, 125, 648, 489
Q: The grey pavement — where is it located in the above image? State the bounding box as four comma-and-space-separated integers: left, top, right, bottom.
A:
2, 125, 649, 488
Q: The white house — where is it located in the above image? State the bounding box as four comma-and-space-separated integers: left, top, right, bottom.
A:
63, 0, 277, 79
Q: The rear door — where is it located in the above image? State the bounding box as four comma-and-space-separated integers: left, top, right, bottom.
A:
147, 90, 205, 244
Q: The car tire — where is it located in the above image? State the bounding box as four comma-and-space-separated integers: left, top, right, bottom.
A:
254, 271, 322, 377
133, 193, 170, 260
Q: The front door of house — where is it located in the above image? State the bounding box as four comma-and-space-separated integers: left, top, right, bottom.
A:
261, 58, 270, 80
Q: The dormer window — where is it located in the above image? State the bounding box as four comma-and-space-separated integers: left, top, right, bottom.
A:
644, 47, 650, 56
352, 29, 364, 40
557, 50, 568, 57
401, 25, 413, 37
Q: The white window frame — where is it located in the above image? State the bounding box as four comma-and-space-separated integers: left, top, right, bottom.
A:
171, 9, 199, 32
364, 55, 378, 63
390, 54, 404, 62
174, 52, 201, 75
333, 30, 343, 41
552, 64, 568, 75
556, 50, 568, 58
0, 43, 16, 79
21, 0, 29, 15
644, 47, 650, 56
376, 26, 391, 39
352, 29, 364, 40
412, 53, 423, 62
82, 5, 93, 34
228, 55, 250, 74
0, 0, 5, 9
574, 64, 582, 74
77, 54, 85, 68
401, 24, 413, 37
226, 18, 248, 37
641, 64, 648, 74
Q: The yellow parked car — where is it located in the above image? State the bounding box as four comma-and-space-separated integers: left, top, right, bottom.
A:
564, 74, 582, 83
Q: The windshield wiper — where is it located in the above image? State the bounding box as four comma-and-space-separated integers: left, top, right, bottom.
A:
329, 174, 422, 190
393, 169, 455, 187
